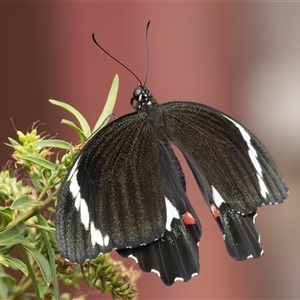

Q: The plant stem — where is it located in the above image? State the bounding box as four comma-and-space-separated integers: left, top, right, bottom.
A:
5, 189, 58, 231
7, 278, 32, 300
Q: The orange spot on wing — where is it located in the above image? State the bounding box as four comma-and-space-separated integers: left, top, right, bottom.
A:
210, 203, 220, 219
182, 211, 196, 225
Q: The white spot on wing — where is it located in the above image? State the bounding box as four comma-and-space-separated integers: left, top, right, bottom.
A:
151, 269, 161, 277
165, 196, 180, 231
90, 221, 109, 247
80, 199, 90, 230
253, 212, 258, 224
67, 156, 81, 181
212, 186, 225, 208
258, 176, 269, 198
224, 116, 269, 198
174, 277, 184, 282
68, 158, 83, 215
128, 254, 138, 263
191, 272, 198, 278
67, 157, 91, 231
68, 167, 81, 210
74, 192, 81, 212
101, 238, 109, 249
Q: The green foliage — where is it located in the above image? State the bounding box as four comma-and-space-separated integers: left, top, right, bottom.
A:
0, 75, 140, 300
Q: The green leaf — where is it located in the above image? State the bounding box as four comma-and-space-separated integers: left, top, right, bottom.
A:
0, 273, 16, 300
27, 172, 44, 193
31, 139, 72, 150
23, 245, 52, 284
61, 119, 87, 141
5, 256, 28, 275
11, 195, 43, 209
93, 74, 119, 133
6, 137, 21, 147
37, 215, 60, 298
0, 221, 26, 246
0, 207, 13, 218
49, 99, 91, 138
18, 245, 41, 300
0, 253, 9, 267
0, 207, 13, 230
15, 155, 56, 171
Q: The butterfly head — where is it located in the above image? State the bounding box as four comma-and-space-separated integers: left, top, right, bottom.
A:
130, 86, 156, 111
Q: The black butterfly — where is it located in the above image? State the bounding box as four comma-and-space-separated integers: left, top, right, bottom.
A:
55, 25, 288, 286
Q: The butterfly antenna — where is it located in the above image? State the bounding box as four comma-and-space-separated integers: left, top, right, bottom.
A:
92, 33, 142, 86
143, 20, 151, 87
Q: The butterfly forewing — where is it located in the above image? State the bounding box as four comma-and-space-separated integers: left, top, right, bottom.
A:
162, 101, 288, 213
56, 112, 168, 263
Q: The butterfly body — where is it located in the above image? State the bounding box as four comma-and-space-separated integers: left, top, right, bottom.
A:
56, 85, 288, 285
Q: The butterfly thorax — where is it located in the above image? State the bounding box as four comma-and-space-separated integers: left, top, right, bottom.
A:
130, 86, 158, 111
130, 86, 169, 137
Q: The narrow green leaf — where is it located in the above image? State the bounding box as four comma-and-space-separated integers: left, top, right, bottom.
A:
11, 195, 43, 210
7, 137, 21, 147
49, 99, 91, 137
93, 74, 119, 133
6, 256, 28, 275
23, 245, 52, 284
15, 155, 56, 171
61, 119, 87, 141
0, 253, 9, 267
18, 245, 41, 300
37, 215, 60, 298
31, 139, 72, 150
0, 221, 26, 246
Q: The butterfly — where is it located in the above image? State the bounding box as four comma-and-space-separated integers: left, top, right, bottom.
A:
55, 23, 288, 286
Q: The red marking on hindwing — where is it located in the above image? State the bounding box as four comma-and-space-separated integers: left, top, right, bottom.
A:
210, 203, 220, 219
182, 211, 196, 225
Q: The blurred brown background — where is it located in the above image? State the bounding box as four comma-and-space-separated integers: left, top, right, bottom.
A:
0, 2, 299, 299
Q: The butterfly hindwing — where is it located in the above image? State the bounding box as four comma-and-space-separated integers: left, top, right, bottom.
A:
209, 191, 263, 260
118, 216, 200, 285
220, 207, 262, 260
118, 140, 201, 285
56, 112, 169, 263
